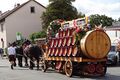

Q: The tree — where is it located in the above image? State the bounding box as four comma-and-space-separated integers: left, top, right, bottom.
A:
29, 30, 47, 42
118, 17, 120, 21
90, 14, 114, 28
77, 12, 85, 18
41, 0, 78, 30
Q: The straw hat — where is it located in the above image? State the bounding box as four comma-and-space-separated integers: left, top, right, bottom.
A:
72, 46, 78, 56
67, 46, 72, 56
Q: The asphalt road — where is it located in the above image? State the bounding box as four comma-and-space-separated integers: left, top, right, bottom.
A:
0, 58, 120, 80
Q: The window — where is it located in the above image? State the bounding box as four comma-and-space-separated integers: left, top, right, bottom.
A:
1, 24, 3, 32
30, 6, 35, 13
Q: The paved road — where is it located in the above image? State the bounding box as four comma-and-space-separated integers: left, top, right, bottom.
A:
0, 58, 120, 80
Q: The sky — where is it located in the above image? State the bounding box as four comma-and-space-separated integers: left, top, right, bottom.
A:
0, 0, 120, 19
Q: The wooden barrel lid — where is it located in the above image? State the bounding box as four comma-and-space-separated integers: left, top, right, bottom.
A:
80, 30, 111, 59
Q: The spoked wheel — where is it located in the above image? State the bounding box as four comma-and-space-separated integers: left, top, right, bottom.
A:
41, 58, 48, 72
65, 60, 73, 77
100, 64, 107, 76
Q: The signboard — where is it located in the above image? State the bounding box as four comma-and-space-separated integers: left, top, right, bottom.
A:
16, 32, 22, 40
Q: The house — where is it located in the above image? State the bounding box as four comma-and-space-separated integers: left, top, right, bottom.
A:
105, 25, 120, 44
0, 0, 46, 48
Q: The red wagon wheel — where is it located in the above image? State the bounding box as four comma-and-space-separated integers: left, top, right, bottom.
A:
65, 60, 73, 77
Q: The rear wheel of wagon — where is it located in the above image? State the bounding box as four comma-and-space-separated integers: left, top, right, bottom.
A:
65, 60, 73, 77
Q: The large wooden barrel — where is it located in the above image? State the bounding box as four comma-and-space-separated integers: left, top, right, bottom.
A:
80, 30, 111, 59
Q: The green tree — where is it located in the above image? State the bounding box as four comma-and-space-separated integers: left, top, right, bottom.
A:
29, 30, 47, 42
118, 17, 120, 21
77, 12, 85, 18
90, 14, 114, 28
41, 0, 78, 30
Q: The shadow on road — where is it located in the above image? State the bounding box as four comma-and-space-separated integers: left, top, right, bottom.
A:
70, 73, 120, 80
0, 66, 9, 68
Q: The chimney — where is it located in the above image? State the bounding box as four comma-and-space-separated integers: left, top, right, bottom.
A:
17, 3, 20, 7
14, 3, 20, 8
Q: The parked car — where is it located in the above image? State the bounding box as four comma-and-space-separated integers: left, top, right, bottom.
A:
107, 44, 119, 65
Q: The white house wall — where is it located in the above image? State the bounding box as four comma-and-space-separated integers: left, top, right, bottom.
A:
5, 1, 45, 47
0, 22, 7, 48
106, 30, 120, 44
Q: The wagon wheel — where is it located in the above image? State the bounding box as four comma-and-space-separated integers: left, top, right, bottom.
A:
65, 60, 73, 77
41, 58, 48, 72
100, 64, 107, 76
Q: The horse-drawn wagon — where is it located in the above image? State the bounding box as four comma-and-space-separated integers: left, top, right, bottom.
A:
37, 17, 111, 77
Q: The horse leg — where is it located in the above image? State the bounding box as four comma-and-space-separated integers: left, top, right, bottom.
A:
29, 56, 34, 70
36, 58, 39, 70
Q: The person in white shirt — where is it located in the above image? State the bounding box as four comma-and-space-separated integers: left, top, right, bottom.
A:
7, 43, 16, 69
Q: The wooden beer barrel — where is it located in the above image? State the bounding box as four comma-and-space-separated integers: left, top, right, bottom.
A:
80, 30, 111, 59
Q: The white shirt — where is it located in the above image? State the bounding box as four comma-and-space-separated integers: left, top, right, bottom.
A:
7, 46, 16, 55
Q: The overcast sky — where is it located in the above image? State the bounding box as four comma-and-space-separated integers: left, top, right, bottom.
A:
0, 0, 120, 19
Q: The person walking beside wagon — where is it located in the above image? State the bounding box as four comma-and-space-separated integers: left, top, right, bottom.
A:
7, 43, 16, 69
